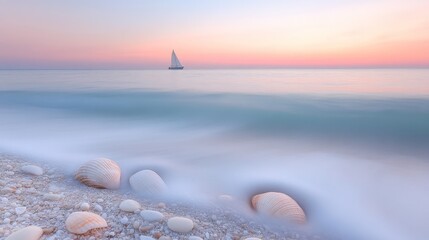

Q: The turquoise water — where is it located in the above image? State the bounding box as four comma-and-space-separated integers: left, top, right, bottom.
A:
0, 69, 429, 240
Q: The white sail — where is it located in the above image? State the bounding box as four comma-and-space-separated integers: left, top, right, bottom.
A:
170, 50, 183, 69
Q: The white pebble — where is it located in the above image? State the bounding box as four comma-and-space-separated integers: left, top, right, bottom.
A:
133, 221, 141, 229
15, 207, 26, 215
167, 217, 194, 233
80, 202, 90, 211
119, 199, 141, 212
189, 236, 203, 240
43, 193, 63, 201
97, 198, 104, 203
94, 204, 103, 212
140, 210, 164, 222
3, 218, 10, 224
140, 236, 156, 240
120, 216, 129, 224
21, 165, 44, 176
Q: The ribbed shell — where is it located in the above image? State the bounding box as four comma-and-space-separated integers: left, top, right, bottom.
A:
6, 226, 43, 240
251, 192, 306, 224
129, 170, 167, 195
65, 212, 108, 234
75, 158, 121, 189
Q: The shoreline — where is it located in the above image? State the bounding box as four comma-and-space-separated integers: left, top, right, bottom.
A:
0, 154, 320, 240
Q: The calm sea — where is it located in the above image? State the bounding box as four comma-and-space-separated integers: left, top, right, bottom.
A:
1, 69, 428, 240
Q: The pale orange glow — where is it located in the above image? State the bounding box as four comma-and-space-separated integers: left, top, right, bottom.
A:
1, 0, 429, 68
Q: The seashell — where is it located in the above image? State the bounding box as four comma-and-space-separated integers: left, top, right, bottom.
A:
119, 199, 141, 212
167, 217, 194, 233
251, 192, 306, 224
6, 226, 43, 240
140, 210, 164, 222
129, 170, 167, 195
75, 158, 121, 189
65, 211, 107, 234
21, 165, 43, 176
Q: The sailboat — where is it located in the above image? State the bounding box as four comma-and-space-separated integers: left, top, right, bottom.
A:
169, 50, 184, 70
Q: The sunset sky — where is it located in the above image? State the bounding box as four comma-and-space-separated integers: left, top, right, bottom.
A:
1, 0, 429, 69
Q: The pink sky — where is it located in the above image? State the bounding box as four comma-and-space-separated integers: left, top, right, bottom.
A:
1, 0, 429, 69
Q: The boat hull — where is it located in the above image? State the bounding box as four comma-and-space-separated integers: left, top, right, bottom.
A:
169, 67, 184, 70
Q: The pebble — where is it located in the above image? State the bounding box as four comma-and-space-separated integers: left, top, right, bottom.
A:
140, 236, 156, 240
133, 221, 141, 229
119, 199, 141, 212
189, 236, 203, 240
20, 165, 44, 176
120, 216, 129, 224
43, 193, 63, 201
139, 224, 154, 233
159, 237, 172, 240
3, 218, 11, 224
140, 210, 164, 222
80, 202, 90, 211
94, 204, 103, 212
15, 207, 26, 215
167, 217, 194, 233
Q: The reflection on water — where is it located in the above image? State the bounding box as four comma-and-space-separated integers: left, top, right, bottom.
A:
0, 69, 429, 240
1, 69, 429, 96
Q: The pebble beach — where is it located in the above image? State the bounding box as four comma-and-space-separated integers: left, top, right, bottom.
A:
0, 154, 320, 240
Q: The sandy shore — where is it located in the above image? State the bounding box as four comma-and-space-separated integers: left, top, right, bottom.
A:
0, 154, 321, 240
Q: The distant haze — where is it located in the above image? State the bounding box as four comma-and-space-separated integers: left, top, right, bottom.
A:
1, 0, 429, 69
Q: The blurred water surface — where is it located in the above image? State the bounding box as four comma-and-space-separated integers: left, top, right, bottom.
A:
0, 69, 429, 240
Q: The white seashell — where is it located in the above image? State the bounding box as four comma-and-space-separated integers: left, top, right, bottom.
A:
140, 210, 164, 222
167, 217, 194, 233
65, 211, 107, 234
6, 226, 43, 240
129, 170, 167, 195
75, 158, 121, 189
119, 199, 141, 212
251, 192, 306, 224
21, 165, 43, 176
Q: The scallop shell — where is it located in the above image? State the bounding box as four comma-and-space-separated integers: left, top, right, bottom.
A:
6, 226, 43, 240
65, 211, 107, 234
129, 170, 167, 195
251, 192, 306, 224
119, 199, 141, 212
75, 158, 121, 189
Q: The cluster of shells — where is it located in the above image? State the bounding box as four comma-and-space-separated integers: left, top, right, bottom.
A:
4, 158, 307, 239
